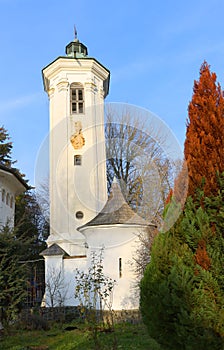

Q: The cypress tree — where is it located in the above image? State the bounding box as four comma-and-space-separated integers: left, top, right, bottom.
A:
185, 61, 224, 197
140, 63, 224, 349
140, 178, 224, 349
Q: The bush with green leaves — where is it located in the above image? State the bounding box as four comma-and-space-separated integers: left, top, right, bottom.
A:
140, 174, 224, 350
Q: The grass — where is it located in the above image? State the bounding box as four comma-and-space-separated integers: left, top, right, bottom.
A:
0, 322, 162, 350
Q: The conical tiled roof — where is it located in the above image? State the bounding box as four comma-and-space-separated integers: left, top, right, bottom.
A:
79, 178, 149, 228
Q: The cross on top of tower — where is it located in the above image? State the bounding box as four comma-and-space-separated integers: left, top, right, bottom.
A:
74, 25, 78, 41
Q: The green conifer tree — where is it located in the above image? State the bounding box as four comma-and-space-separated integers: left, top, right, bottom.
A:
140, 177, 224, 349
140, 62, 224, 349
0, 126, 13, 166
0, 227, 28, 326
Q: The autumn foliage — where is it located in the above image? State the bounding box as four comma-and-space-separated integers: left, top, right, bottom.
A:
165, 188, 173, 205
194, 239, 211, 270
184, 61, 224, 197
141, 63, 224, 350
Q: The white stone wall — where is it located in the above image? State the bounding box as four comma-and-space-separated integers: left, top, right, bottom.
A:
0, 170, 23, 229
43, 225, 145, 310
42, 51, 147, 311
43, 58, 109, 251
0, 187, 14, 228
80, 225, 146, 310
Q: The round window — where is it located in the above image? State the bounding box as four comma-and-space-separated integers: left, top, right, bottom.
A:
76, 211, 84, 219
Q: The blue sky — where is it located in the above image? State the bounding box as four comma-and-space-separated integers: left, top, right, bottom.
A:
1, 0, 224, 185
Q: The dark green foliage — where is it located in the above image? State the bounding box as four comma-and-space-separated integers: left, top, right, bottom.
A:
0, 227, 28, 326
0, 126, 13, 166
15, 191, 49, 257
0, 129, 47, 314
140, 174, 224, 350
14, 191, 48, 307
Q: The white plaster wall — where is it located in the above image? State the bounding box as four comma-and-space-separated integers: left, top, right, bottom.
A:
43, 255, 64, 307
43, 255, 88, 307
43, 59, 109, 250
42, 54, 146, 311
0, 189, 14, 228
0, 171, 24, 230
63, 257, 88, 306
81, 225, 147, 310
44, 225, 146, 310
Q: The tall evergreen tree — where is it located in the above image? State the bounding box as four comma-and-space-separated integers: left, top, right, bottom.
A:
15, 191, 49, 251
0, 227, 28, 326
0, 128, 48, 310
185, 61, 224, 197
14, 192, 48, 306
140, 63, 224, 350
140, 176, 224, 349
0, 126, 13, 166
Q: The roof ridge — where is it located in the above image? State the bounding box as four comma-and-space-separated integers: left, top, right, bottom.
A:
0, 164, 30, 190
40, 243, 68, 256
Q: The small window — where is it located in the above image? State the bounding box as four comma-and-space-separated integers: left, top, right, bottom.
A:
2, 189, 5, 202
72, 102, 77, 113
78, 102, 83, 113
74, 155, 82, 166
78, 90, 83, 100
76, 211, 84, 219
119, 258, 122, 278
10, 197, 13, 209
70, 84, 84, 114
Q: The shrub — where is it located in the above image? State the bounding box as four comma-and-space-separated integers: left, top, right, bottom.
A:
140, 182, 224, 350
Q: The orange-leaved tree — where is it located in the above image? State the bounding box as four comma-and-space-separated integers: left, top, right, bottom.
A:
184, 61, 224, 197
141, 62, 224, 350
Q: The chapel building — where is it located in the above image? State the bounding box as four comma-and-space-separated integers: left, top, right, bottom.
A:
41, 34, 155, 310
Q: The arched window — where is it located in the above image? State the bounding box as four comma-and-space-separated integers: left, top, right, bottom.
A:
70, 83, 84, 114
2, 189, 5, 202
10, 196, 13, 209
6, 193, 10, 206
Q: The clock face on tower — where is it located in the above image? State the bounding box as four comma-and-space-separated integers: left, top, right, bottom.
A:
70, 121, 85, 149
70, 132, 85, 149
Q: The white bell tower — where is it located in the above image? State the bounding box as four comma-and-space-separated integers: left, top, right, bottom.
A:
42, 34, 110, 255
